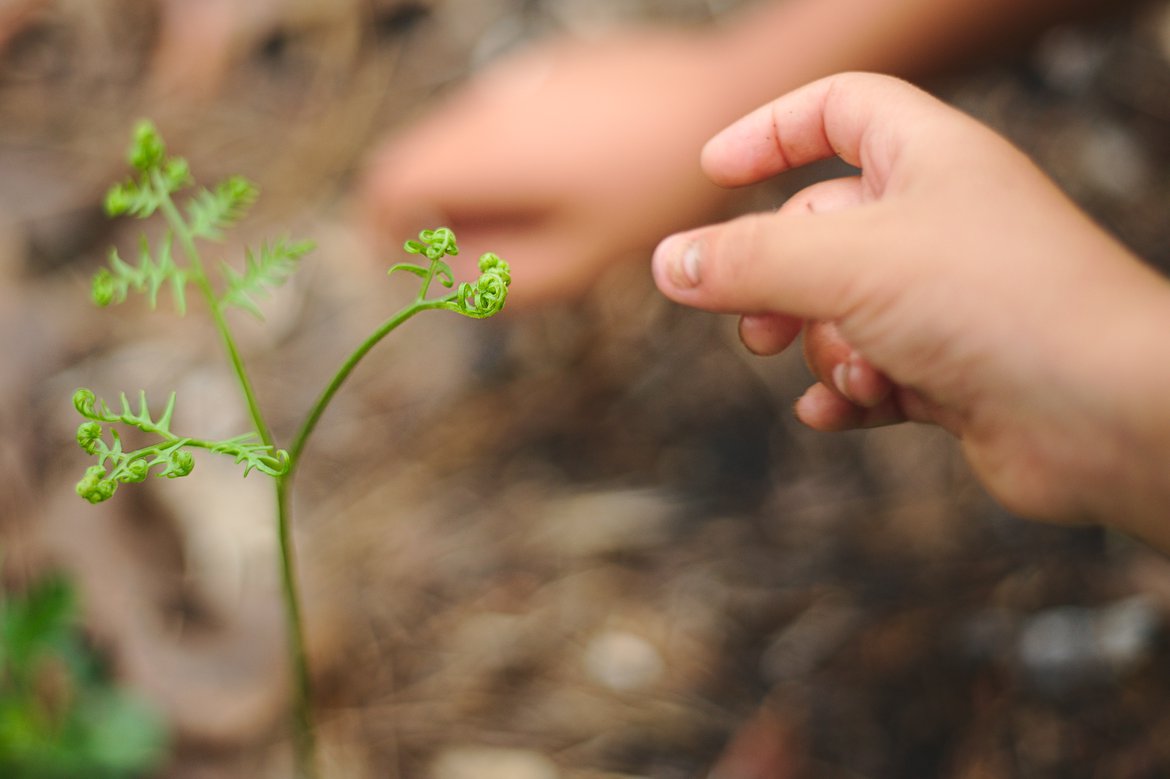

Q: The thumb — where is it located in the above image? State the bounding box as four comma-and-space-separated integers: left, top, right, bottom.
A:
652, 203, 890, 321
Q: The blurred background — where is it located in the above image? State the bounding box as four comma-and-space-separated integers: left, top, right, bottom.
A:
2, 0, 1170, 777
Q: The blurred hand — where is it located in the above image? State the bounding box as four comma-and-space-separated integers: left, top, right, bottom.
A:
359, 30, 750, 307
653, 73, 1170, 535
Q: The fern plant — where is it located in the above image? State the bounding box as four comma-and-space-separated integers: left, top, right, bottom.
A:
71, 121, 511, 778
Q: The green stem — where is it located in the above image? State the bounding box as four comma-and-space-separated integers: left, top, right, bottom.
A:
288, 299, 440, 467
273, 276, 454, 776
208, 301, 278, 444
273, 295, 445, 776
276, 476, 318, 779
155, 173, 318, 778
154, 173, 275, 447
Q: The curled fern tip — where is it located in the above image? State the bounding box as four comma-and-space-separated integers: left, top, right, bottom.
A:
121, 459, 151, 483
76, 465, 117, 504
73, 388, 97, 417
76, 421, 103, 455
164, 450, 195, 478
404, 226, 459, 260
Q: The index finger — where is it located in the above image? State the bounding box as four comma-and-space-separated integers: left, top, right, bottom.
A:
699, 72, 942, 188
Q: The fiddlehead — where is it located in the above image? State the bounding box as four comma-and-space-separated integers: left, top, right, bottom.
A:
404, 226, 458, 261
387, 227, 511, 317
388, 226, 459, 297
441, 252, 512, 319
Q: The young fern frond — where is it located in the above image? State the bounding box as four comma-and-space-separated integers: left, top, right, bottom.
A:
79, 121, 310, 505
104, 122, 192, 219
389, 227, 512, 319
440, 252, 511, 319
390, 227, 459, 297
220, 238, 315, 318
72, 388, 289, 503
95, 122, 313, 319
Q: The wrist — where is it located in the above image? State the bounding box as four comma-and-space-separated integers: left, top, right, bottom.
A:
1118, 291, 1170, 548
1085, 272, 1170, 547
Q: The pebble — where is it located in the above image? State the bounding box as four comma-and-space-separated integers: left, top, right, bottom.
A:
534, 488, 678, 558
1016, 596, 1162, 694
1071, 120, 1150, 199
584, 629, 665, 691
431, 745, 560, 779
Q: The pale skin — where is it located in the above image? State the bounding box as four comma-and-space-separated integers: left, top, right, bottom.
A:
358, 0, 1133, 306
652, 72, 1170, 550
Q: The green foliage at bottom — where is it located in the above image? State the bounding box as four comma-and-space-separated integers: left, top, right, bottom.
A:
0, 575, 168, 778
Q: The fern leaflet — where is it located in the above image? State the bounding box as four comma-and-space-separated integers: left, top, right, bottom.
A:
220, 238, 315, 318
186, 176, 259, 241
91, 234, 190, 313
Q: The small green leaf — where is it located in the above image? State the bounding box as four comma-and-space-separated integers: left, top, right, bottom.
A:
91, 234, 188, 313
162, 157, 192, 193
186, 175, 259, 241
128, 120, 166, 172
220, 238, 314, 318
103, 177, 162, 219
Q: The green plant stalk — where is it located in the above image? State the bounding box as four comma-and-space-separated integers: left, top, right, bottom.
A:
289, 298, 443, 466
154, 172, 276, 449
154, 172, 318, 779
275, 477, 316, 779
274, 296, 458, 777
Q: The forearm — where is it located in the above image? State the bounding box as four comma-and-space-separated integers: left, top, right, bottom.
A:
703, 0, 1144, 112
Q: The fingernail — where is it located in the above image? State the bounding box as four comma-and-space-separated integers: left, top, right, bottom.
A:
656, 235, 701, 289
843, 353, 892, 408
832, 361, 853, 403
793, 385, 819, 427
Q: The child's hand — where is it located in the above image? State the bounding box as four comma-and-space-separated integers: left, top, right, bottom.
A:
653, 73, 1170, 541
359, 31, 747, 307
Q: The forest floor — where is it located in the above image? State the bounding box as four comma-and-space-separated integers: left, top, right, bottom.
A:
2, 1, 1170, 777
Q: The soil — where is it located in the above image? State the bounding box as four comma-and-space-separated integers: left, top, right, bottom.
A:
2, 1, 1170, 778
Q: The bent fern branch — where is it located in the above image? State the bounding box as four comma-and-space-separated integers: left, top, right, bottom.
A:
72, 388, 289, 503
